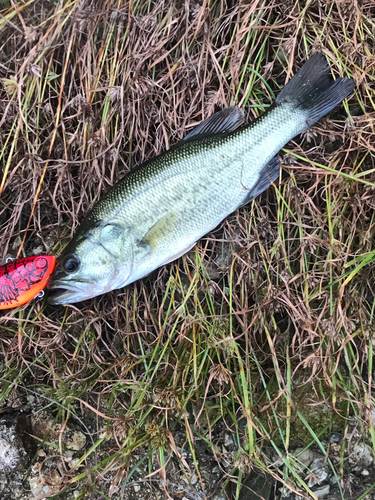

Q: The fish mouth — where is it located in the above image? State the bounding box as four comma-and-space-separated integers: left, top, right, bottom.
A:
47, 279, 89, 305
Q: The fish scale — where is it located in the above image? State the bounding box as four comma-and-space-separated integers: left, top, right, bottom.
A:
48, 53, 355, 305
87, 106, 296, 233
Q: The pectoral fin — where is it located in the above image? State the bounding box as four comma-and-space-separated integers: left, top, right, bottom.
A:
139, 213, 179, 253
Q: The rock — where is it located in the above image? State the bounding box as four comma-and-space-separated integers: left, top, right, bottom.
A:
212, 465, 221, 475
349, 442, 373, 469
278, 486, 294, 498
31, 411, 58, 440
329, 432, 342, 444
32, 411, 86, 452
0, 412, 34, 473
294, 447, 314, 468
328, 443, 341, 457
70, 458, 80, 467
0, 472, 26, 500
190, 473, 198, 485
313, 484, 330, 498
328, 474, 338, 486
63, 450, 74, 462
307, 458, 329, 487
345, 424, 361, 442
224, 432, 236, 451
0, 435, 23, 473
65, 430, 86, 451
29, 468, 62, 498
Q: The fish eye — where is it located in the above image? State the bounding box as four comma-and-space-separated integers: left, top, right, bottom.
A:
62, 255, 80, 273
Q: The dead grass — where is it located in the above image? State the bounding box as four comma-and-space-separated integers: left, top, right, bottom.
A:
0, 0, 374, 499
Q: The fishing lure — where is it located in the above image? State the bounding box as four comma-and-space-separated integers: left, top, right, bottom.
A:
0, 256, 56, 310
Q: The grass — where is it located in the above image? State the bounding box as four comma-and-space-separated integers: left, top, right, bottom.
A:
0, 0, 374, 499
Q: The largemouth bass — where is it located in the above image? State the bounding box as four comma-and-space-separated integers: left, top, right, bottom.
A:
48, 53, 355, 305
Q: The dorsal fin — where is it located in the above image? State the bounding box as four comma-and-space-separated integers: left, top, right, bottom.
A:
183, 106, 244, 142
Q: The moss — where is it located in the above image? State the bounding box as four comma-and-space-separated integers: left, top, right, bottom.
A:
256, 379, 346, 446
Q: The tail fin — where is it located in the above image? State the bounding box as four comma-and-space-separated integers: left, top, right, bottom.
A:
276, 53, 355, 125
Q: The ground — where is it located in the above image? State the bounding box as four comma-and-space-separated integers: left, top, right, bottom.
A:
0, 0, 375, 499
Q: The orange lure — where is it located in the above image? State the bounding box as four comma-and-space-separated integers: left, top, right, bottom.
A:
0, 256, 56, 310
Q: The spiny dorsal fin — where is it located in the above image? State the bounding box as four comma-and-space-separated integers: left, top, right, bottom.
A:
183, 106, 244, 142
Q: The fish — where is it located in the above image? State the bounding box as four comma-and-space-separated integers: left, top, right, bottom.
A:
48, 53, 355, 305
0, 256, 56, 309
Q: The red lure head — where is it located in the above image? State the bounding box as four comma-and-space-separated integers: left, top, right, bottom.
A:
0, 256, 56, 310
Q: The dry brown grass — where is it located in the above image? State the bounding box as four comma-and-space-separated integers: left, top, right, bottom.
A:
0, 0, 374, 499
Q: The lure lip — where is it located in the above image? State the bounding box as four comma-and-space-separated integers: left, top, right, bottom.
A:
0, 255, 56, 310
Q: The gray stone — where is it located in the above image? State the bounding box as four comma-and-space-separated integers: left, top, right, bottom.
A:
0, 436, 22, 472
313, 484, 330, 498
224, 432, 236, 450
329, 432, 342, 444
328, 474, 338, 486
190, 473, 198, 485
307, 458, 329, 487
0, 472, 25, 500
350, 442, 373, 469
294, 447, 314, 467
0, 413, 34, 473
212, 465, 220, 474
278, 486, 294, 498
29, 469, 62, 498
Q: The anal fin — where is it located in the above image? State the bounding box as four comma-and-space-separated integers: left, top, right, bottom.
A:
241, 156, 280, 206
